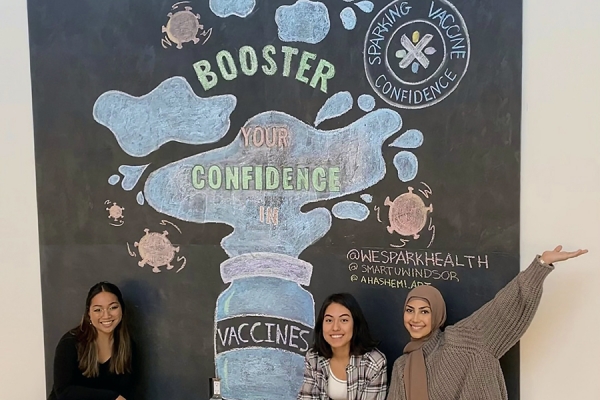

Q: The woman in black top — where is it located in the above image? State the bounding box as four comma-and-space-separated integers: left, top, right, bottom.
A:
48, 282, 135, 400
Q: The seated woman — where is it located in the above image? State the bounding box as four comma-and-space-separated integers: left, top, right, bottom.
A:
388, 245, 588, 400
48, 282, 135, 400
297, 293, 387, 400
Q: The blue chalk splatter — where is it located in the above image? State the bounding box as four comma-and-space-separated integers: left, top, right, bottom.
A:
358, 94, 376, 112
209, 0, 256, 18
108, 174, 120, 185
393, 151, 418, 182
360, 194, 373, 203
411, 62, 420, 74
275, 1, 330, 44
136, 191, 145, 205
355, 1, 374, 13
314, 91, 353, 126
93, 77, 236, 157
144, 108, 402, 257
389, 129, 424, 149
215, 254, 315, 400
332, 201, 370, 221
340, 7, 357, 30
118, 164, 150, 191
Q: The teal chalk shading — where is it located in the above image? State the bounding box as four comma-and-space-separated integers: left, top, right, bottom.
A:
136, 191, 145, 205
209, 0, 256, 18
358, 94, 376, 112
108, 174, 120, 185
393, 151, 418, 182
314, 91, 353, 126
276, 1, 330, 44
340, 7, 357, 30
144, 108, 402, 257
118, 164, 149, 191
93, 77, 236, 157
355, 1, 374, 13
332, 201, 369, 221
389, 129, 424, 149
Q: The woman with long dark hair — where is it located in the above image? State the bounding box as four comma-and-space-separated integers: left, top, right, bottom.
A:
48, 282, 135, 400
297, 293, 387, 400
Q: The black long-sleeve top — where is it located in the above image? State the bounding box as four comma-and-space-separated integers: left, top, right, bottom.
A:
48, 332, 135, 400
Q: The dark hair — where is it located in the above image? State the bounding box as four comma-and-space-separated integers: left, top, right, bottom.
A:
70, 282, 132, 377
312, 293, 378, 358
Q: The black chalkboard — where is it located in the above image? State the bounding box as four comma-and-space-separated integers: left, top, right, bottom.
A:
28, 0, 522, 399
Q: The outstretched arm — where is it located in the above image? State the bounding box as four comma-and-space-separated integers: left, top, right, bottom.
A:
540, 246, 587, 265
451, 246, 587, 358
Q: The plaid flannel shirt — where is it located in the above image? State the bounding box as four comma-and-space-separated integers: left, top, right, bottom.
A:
297, 348, 387, 400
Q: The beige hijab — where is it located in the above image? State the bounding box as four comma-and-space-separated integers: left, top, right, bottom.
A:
403, 285, 447, 400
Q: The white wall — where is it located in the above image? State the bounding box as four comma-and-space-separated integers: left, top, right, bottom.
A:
0, 0, 46, 398
1, 0, 598, 398
520, 0, 600, 397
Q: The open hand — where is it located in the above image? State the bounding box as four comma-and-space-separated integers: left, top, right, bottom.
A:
541, 245, 588, 265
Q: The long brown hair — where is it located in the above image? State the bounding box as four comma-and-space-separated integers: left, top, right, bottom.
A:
70, 282, 132, 377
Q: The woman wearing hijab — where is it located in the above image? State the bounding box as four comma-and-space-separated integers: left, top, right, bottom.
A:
387, 245, 588, 400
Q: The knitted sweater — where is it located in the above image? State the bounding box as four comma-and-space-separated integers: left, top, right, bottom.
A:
387, 256, 552, 400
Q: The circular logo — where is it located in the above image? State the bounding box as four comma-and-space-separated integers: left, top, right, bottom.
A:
364, 0, 470, 109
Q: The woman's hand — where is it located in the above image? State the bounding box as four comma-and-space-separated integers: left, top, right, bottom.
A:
116, 396, 126, 400
541, 245, 588, 265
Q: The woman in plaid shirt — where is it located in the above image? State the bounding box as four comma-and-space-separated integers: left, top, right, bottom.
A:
297, 293, 387, 400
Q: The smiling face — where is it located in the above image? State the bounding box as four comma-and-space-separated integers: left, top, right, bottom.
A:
403, 298, 432, 339
88, 291, 122, 338
322, 302, 354, 354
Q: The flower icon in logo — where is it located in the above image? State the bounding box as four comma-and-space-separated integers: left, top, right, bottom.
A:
395, 31, 437, 74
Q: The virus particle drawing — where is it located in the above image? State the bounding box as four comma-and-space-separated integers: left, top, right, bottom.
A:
162, 5, 203, 49
134, 229, 181, 273
384, 187, 432, 239
106, 201, 125, 226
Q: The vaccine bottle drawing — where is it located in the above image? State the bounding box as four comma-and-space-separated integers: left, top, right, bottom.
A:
214, 252, 314, 399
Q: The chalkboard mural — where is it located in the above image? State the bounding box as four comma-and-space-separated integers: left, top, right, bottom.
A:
28, 0, 522, 398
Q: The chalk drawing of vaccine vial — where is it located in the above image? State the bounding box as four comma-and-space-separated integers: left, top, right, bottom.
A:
214, 252, 315, 400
